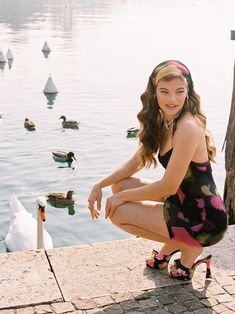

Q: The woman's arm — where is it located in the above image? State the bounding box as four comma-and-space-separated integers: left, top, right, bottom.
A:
96, 148, 143, 189
88, 148, 143, 218
105, 119, 202, 218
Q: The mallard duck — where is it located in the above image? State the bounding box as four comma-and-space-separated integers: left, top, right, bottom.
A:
47, 190, 77, 205
52, 151, 76, 163
59, 115, 79, 129
4, 195, 53, 252
24, 118, 36, 131
126, 127, 139, 138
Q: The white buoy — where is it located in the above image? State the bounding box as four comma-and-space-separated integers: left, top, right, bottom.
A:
0, 50, 6, 63
42, 41, 51, 52
43, 76, 58, 94
6, 49, 14, 60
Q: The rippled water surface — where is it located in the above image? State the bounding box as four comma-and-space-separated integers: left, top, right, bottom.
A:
0, 0, 234, 252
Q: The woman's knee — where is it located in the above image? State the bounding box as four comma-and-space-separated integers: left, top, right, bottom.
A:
109, 205, 125, 226
111, 178, 130, 194
111, 182, 121, 194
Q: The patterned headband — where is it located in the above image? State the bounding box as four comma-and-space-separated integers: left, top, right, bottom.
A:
151, 60, 193, 88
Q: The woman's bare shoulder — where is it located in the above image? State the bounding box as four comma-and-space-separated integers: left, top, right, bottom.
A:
176, 113, 204, 136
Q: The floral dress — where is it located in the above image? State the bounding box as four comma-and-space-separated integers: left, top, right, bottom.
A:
159, 148, 228, 247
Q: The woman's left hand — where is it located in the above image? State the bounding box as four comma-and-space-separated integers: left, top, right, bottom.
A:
105, 193, 125, 219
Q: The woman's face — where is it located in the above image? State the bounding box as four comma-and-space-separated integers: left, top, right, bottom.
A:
156, 77, 188, 120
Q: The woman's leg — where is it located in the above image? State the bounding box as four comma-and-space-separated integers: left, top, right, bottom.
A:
111, 178, 203, 268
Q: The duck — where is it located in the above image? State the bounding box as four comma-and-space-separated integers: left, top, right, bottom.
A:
126, 127, 139, 138
4, 195, 53, 252
52, 150, 76, 163
24, 118, 36, 131
47, 190, 77, 205
59, 115, 79, 129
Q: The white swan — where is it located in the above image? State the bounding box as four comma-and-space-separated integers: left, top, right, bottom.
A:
5, 195, 53, 252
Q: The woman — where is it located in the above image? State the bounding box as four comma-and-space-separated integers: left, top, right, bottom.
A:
88, 60, 228, 281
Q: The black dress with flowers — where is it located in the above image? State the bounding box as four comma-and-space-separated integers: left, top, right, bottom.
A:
159, 148, 228, 247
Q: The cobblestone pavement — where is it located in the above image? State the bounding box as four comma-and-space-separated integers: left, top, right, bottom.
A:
1, 275, 235, 314
0, 226, 235, 314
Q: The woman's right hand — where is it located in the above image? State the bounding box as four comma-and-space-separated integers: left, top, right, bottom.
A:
88, 183, 102, 219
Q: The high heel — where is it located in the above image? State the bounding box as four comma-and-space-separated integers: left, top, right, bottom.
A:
169, 254, 212, 281
146, 249, 180, 270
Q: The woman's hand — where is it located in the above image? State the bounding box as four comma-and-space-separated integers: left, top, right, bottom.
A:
105, 192, 125, 219
88, 183, 102, 219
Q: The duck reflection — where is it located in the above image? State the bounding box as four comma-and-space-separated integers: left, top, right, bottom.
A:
47, 200, 76, 216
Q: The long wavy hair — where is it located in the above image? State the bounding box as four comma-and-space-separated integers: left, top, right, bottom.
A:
137, 60, 216, 168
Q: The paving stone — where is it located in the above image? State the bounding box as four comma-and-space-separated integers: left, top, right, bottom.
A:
132, 292, 151, 300
0, 250, 62, 309
226, 301, 235, 311
212, 303, 228, 313
207, 284, 226, 295
193, 309, 212, 314
223, 285, 235, 294
201, 297, 218, 307
215, 293, 234, 303
145, 309, 168, 314
126, 311, 145, 314
137, 297, 159, 309
34, 305, 53, 313
92, 295, 114, 307
0, 310, 15, 314
16, 308, 34, 314
174, 290, 195, 302
111, 292, 133, 303
84, 309, 105, 314
183, 300, 204, 311
103, 303, 124, 313
214, 276, 235, 286
51, 302, 75, 313
155, 294, 175, 305
192, 289, 212, 299
120, 299, 139, 311
72, 299, 99, 310
167, 303, 187, 313
149, 288, 168, 297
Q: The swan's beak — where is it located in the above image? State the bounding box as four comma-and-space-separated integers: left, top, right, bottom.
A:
39, 204, 46, 221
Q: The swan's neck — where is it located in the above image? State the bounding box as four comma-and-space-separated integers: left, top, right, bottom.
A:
37, 210, 45, 249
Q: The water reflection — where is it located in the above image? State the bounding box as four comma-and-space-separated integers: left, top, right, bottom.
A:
7, 59, 13, 69
44, 92, 57, 109
42, 50, 51, 58
47, 199, 76, 215
0, 0, 126, 34
0, 62, 6, 72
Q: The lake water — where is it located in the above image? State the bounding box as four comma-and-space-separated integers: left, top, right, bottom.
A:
0, 0, 234, 253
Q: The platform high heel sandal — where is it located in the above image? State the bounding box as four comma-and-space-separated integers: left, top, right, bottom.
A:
169, 254, 212, 281
146, 249, 180, 270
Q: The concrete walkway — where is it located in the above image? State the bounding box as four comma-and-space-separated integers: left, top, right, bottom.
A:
0, 226, 235, 314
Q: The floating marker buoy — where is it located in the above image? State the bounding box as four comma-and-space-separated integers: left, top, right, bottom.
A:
43, 76, 58, 94
42, 41, 51, 52
6, 49, 14, 60
0, 50, 6, 63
